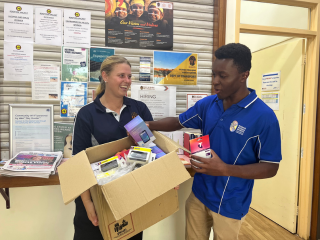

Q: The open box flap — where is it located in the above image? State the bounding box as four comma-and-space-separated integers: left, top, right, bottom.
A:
100, 151, 191, 220
58, 151, 97, 204
153, 131, 190, 154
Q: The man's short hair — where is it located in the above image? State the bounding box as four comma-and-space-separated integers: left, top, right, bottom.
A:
215, 43, 252, 73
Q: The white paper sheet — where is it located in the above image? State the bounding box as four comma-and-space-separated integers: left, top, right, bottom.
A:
4, 42, 34, 81
63, 9, 91, 48
4, 3, 33, 42
35, 7, 62, 46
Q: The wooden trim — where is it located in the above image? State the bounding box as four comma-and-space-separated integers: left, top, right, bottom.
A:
244, 0, 318, 8
299, 3, 320, 239
310, 48, 320, 240
212, 0, 227, 95
0, 175, 60, 188
235, 0, 241, 43
240, 24, 317, 38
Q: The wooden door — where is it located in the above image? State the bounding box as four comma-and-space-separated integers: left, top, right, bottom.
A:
248, 38, 305, 233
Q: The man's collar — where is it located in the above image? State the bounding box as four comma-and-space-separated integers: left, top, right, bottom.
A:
236, 88, 258, 108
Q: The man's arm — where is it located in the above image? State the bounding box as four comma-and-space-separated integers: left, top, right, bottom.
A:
191, 149, 279, 179
147, 117, 183, 132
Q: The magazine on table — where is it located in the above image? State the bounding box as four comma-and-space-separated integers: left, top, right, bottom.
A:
3, 151, 63, 173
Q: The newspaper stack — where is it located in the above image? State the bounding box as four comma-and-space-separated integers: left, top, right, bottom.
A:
0, 151, 63, 178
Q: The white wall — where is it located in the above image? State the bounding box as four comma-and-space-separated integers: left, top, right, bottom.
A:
226, 0, 308, 52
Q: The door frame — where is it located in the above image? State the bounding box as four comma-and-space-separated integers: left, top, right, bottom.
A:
235, 0, 320, 239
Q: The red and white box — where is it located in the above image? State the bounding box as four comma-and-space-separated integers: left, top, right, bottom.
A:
189, 135, 211, 158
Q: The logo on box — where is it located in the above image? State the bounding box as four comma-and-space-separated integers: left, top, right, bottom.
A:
109, 214, 135, 239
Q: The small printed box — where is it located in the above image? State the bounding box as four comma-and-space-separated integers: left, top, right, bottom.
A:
190, 135, 211, 158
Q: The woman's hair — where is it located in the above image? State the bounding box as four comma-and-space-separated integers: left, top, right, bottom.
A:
96, 55, 131, 96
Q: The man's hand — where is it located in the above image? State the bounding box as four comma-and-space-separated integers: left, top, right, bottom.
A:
190, 149, 228, 176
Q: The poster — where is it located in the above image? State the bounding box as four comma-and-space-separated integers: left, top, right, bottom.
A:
35, 7, 62, 46
4, 3, 33, 43
10, 105, 53, 158
4, 42, 33, 81
90, 47, 115, 82
261, 92, 280, 111
153, 51, 198, 85
60, 82, 88, 117
62, 47, 88, 82
139, 57, 151, 81
187, 93, 208, 109
262, 71, 281, 91
105, 0, 173, 50
131, 84, 176, 118
64, 9, 91, 48
32, 64, 60, 101
54, 123, 74, 158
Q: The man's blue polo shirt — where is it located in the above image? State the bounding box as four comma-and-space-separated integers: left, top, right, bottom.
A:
179, 89, 282, 220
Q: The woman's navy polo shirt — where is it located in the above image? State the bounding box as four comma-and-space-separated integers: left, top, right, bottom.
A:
72, 92, 153, 156
179, 89, 282, 220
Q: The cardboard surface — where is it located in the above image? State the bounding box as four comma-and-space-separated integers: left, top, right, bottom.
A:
91, 186, 179, 240
58, 131, 191, 239
58, 151, 97, 204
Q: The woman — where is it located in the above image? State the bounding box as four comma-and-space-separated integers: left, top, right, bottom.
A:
72, 55, 152, 240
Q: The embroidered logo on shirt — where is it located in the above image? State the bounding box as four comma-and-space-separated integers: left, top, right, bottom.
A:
230, 120, 246, 135
230, 121, 238, 132
236, 125, 246, 135
131, 112, 138, 119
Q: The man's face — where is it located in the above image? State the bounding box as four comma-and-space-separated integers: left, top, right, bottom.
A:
148, 6, 162, 22
115, 6, 127, 19
212, 58, 246, 100
131, 4, 144, 17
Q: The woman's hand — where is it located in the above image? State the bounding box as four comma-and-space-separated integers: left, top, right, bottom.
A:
81, 190, 99, 226
83, 199, 99, 226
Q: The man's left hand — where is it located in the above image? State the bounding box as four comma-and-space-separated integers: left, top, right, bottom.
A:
190, 149, 228, 176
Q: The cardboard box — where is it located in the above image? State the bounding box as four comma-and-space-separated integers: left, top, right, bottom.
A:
58, 131, 191, 240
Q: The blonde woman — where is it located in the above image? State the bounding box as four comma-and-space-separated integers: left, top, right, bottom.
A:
72, 55, 152, 240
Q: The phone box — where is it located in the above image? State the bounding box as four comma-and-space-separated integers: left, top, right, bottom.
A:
189, 135, 211, 158
124, 115, 155, 147
58, 131, 190, 240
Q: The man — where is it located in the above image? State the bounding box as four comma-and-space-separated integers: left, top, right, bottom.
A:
147, 43, 281, 240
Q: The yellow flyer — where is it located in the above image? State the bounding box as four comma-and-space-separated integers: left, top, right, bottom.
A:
153, 51, 198, 85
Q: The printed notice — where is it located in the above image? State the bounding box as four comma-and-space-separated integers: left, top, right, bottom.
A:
35, 7, 62, 46
54, 123, 74, 158
187, 93, 208, 109
90, 48, 115, 82
64, 9, 91, 48
32, 64, 60, 101
139, 57, 151, 81
62, 47, 88, 82
131, 84, 176, 118
261, 92, 280, 111
4, 3, 33, 42
262, 71, 281, 91
105, 0, 173, 50
154, 51, 198, 85
4, 42, 33, 81
60, 82, 88, 117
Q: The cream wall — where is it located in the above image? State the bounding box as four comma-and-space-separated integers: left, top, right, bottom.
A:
226, 0, 308, 52
0, 179, 194, 240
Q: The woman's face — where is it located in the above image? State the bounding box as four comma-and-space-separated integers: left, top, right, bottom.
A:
131, 4, 144, 17
103, 63, 132, 97
148, 6, 162, 22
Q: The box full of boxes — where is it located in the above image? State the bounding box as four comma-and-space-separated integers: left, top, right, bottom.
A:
58, 131, 191, 240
